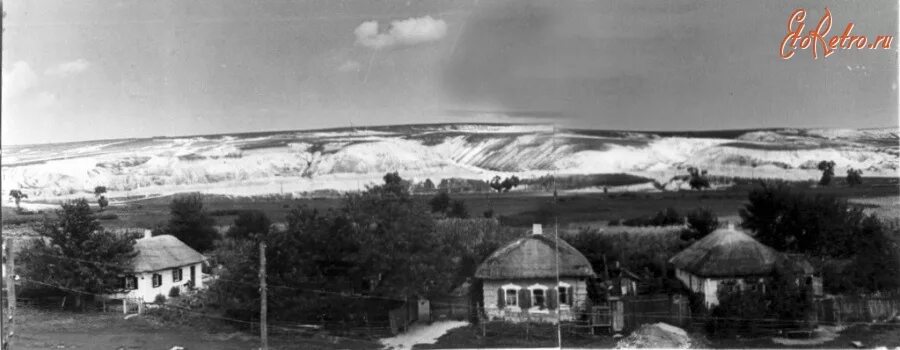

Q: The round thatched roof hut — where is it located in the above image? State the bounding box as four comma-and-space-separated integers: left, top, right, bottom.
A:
474, 231, 596, 279
669, 224, 779, 278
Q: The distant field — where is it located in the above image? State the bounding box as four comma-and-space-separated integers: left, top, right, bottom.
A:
4, 177, 897, 231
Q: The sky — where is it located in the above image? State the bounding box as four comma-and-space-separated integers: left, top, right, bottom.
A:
2, 0, 897, 145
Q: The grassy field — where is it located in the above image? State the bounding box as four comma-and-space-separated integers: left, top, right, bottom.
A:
8, 306, 379, 350
3, 177, 898, 232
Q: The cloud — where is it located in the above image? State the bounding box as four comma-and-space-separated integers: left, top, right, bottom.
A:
45, 59, 91, 77
337, 60, 362, 73
2, 61, 39, 99
354, 15, 447, 49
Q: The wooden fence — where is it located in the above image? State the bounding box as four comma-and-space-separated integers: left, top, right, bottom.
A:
817, 294, 900, 325
430, 296, 471, 322
388, 298, 418, 335
621, 294, 691, 331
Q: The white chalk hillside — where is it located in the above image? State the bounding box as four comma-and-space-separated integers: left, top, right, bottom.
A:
1, 124, 897, 203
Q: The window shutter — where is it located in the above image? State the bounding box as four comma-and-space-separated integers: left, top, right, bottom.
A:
498, 288, 505, 308
519, 289, 530, 309
568, 286, 575, 307
548, 288, 557, 309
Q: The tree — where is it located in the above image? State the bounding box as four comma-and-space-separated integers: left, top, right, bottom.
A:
97, 196, 109, 212
226, 210, 271, 241
489, 176, 504, 193
490, 175, 521, 193
163, 193, 219, 252
687, 167, 710, 190
18, 199, 138, 308
8, 189, 27, 212
817, 160, 836, 186
93, 186, 107, 197
682, 208, 719, 241
846, 168, 863, 186
429, 191, 451, 214
210, 172, 457, 322
448, 200, 469, 219
847, 216, 900, 293
422, 178, 436, 192
739, 181, 863, 258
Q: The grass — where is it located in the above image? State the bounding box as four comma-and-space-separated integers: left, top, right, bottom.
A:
3, 177, 897, 231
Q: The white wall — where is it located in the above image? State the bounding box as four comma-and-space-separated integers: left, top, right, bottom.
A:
118, 262, 204, 303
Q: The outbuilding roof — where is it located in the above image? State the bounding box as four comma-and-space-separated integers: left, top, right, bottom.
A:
132, 235, 205, 273
474, 233, 596, 279
669, 225, 779, 278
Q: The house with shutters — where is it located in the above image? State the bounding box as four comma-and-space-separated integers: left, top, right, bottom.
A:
474, 224, 596, 323
109, 230, 206, 303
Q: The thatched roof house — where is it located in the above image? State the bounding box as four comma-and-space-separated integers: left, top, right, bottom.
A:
133, 234, 206, 273
476, 225, 595, 323
109, 231, 206, 303
474, 231, 595, 279
669, 224, 820, 307
669, 224, 779, 277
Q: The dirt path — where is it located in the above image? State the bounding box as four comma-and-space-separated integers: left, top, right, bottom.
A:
379, 321, 469, 349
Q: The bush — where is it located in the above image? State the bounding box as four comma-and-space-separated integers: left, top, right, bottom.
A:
155, 293, 167, 304
169, 286, 181, 298
682, 208, 719, 240
448, 200, 469, 219
621, 208, 682, 227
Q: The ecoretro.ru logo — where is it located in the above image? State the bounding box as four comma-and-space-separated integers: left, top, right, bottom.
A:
780, 8, 894, 60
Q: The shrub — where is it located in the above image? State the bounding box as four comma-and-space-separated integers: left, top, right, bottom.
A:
621, 208, 682, 227
448, 200, 469, 219
682, 208, 719, 240
483, 209, 494, 218
429, 191, 451, 213
155, 293, 167, 304
169, 286, 181, 298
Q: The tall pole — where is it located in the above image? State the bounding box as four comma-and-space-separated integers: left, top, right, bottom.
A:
552, 125, 562, 349
259, 241, 268, 350
4, 239, 16, 350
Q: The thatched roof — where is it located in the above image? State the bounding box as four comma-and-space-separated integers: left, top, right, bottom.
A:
669, 225, 779, 278
474, 234, 596, 279
132, 235, 205, 273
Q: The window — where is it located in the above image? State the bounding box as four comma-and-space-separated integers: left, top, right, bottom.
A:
172, 268, 183, 282
558, 286, 569, 305
505, 289, 518, 307
152, 273, 162, 288
532, 289, 545, 308
124, 276, 137, 290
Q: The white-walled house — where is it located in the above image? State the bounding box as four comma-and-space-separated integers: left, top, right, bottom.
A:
110, 231, 206, 303
669, 224, 779, 307
475, 224, 596, 323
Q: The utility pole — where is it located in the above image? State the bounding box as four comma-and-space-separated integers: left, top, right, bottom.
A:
259, 241, 267, 350
4, 239, 16, 350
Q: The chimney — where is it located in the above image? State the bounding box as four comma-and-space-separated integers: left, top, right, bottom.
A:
143, 229, 152, 239
532, 224, 543, 235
